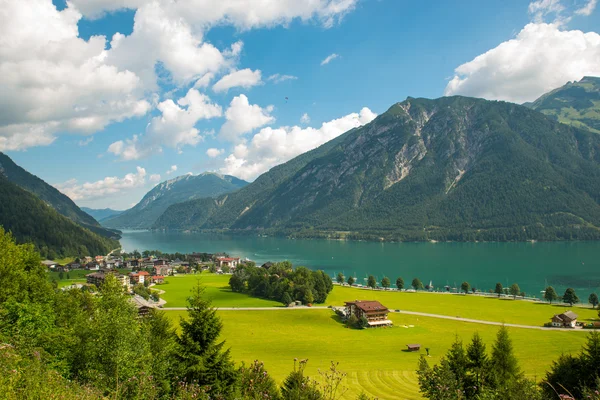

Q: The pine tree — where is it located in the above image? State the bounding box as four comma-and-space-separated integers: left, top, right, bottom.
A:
281, 359, 322, 400
446, 336, 468, 388
490, 326, 520, 387
176, 282, 238, 396
466, 332, 490, 394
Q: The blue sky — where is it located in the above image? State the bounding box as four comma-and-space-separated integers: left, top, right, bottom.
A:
1, 0, 599, 209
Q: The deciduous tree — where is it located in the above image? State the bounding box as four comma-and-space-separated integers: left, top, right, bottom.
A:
494, 283, 503, 298
396, 277, 404, 290
589, 293, 599, 309
381, 276, 391, 289
544, 286, 558, 304
367, 275, 376, 289
412, 278, 424, 291
509, 283, 520, 299
563, 288, 580, 306
461, 281, 470, 294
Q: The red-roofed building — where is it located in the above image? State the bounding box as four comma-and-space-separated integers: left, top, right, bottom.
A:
129, 270, 149, 285
216, 257, 240, 270
344, 300, 392, 327
152, 275, 165, 284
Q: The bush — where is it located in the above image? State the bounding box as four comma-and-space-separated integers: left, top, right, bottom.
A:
347, 314, 358, 328
358, 316, 369, 329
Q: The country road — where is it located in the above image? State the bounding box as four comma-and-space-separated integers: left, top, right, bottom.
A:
160, 306, 593, 332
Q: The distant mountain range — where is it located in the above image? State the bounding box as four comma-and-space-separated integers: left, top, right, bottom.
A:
153, 94, 600, 241
81, 207, 123, 222
0, 153, 120, 258
526, 76, 600, 134
101, 173, 248, 229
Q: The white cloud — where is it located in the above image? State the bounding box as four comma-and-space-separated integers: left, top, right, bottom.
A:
528, 0, 565, 21
149, 174, 162, 184
0, 0, 151, 151
576, 0, 598, 15
321, 53, 339, 65
213, 68, 263, 93
108, 89, 222, 160
69, 0, 358, 30
54, 166, 148, 201
221, 107, 377, 180
219, 95, 275, 141
194, 73, 214, 88
206, 148, 225, 158
300, 113, 311, 124
444, 23, 600, 104
78, 136, 94, 146
166, 165, 178, 174
267, 74, 298, 84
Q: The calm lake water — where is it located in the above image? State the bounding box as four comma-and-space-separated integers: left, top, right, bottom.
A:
120, 230, 600, 298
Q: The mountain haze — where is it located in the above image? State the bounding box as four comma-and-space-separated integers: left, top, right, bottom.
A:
81, 207, 123, 222
102, 173, 248, 229
527, 76, 600, 134
154, 96, 600, 241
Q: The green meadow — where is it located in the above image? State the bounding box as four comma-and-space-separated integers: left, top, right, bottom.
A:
160, 273, 599, 399
160, 274, 599, 326
165, 309, 589, 400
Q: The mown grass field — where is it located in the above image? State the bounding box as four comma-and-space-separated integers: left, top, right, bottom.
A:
161, 274, 599, 326
159, 273, 281, 308
165, 309, 589, 400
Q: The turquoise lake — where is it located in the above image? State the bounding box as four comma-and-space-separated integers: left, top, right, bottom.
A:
120, 230, 600, 299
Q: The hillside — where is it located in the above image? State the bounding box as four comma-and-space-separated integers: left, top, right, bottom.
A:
527, 76, 600, 133
81, 207, 123, 222
102, 173, 248, 229
0, 175, 119, 258
155, 96, 600, 241
0, 152, 120, 239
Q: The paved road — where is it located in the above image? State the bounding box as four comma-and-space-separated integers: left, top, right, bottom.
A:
160, 306, 591, 332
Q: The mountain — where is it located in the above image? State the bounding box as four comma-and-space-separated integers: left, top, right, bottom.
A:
0, 174, 119, 259
527, 76, 600, 133
0, 152, 120, 240
102, 173, 248, 229
81, 207, 123, 222
154, 96, 600, 241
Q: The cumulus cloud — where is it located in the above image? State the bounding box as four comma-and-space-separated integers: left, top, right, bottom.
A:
576, 0, 598, 16
220, 107, 377, 180
267, 74, 298, 84
108, 89, 222, 160
219, 95, 275, 141
69, 0, 358, 30
206, 148, 225, 158
54, 166, 149, 201
300, 113, 311, 124
321, 53, 339, 65
166, 165, 178, 174
213, 69, 263, 93
194, 73, 215, 89
0, 0, 151, 151
444, 23, 600, 104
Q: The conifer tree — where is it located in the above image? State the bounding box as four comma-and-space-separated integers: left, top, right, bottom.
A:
466, 332, 490, 394
490, 326, 520, 387
176, 282, 238, 396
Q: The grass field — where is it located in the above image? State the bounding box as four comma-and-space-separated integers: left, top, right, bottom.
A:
159, 274, 281, 308
160, 274, 599, 326
165, 309, 589, 399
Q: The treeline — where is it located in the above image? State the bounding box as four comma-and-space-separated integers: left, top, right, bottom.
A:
0, 176, 119, 259
418, 327, 600, 399
0, 227, 370, 399
229, 262, 334, 305
121, 249, 214, 262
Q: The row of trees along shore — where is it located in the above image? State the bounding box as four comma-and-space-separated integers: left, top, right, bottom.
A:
0, 226, 372, 399
418, 327, 600, 399
335, 273, 597, 306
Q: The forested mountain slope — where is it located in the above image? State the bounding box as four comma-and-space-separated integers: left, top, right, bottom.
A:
527, 76, 600, 133
0, 152, 120, 239
0, 175, 119, 258
155, 96, 600, 241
